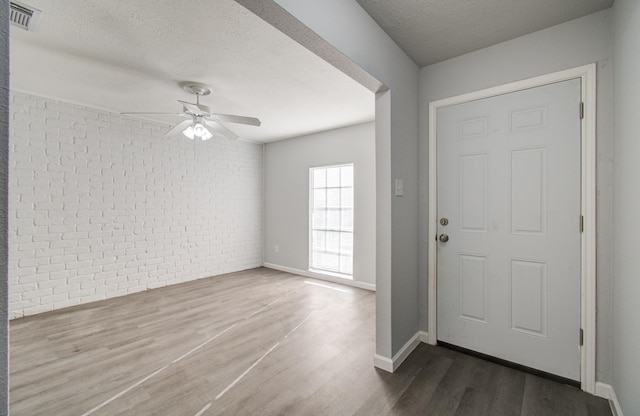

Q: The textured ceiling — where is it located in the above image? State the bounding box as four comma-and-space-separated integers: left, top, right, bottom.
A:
11, 0, 615, 143
356, 0, 614, 67
10, 0, 375, 143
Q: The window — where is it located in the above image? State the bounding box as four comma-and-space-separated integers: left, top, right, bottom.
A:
310, 164, 354, 277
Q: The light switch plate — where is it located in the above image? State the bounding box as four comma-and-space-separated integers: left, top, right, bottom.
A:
395, 179, 404, 197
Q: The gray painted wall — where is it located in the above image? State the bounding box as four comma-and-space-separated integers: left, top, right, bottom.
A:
612, 0, 640, 414
419, 10, 614, 383
263, 122, 376, 286
0, 0, 8, 412
245, 0, 420, 358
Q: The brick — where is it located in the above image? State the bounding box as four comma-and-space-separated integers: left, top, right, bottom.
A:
76, 266, 102, 276
10, 248, 36, 259
79, 294, 106, 303
14, 283, 37, 293
68, 289, 95, 299
50, 254, 78, 265
22, 304, 55, 316
104, 276, 126, 286
62, 232, 89, 240
45, 102, 74, 114
65, 261, 92, 270
54, 299, 82, 309
40, 293, 70, 305
38, 280, 65, 290
94, 270, 117, 281
77, 252, 103, 261
80, 280, 101, 290
64, 246, 91, 255
50, 240, 77, 249
36, 263, 66, 274
18, 257, 49, 268
95, 284, 118, 294
53, 284, 80, 294
22, 288, 53, 300
50, 269, 76, 280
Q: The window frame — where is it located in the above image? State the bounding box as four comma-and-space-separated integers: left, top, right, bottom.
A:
308, 163, 355, 279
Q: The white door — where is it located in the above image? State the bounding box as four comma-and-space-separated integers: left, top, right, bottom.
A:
436, 79, 582, 381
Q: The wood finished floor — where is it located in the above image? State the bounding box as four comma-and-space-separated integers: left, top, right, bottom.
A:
10, 267, 611, 416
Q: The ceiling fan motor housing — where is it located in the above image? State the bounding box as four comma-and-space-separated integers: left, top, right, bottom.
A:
181, 82, 212, 97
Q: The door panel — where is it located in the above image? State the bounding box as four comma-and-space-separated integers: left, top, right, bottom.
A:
510, 148, 546, 234
510, 259, 547, 337
460, 254, 487, 323
436, 79, 581, 381
460, 154, 487, 231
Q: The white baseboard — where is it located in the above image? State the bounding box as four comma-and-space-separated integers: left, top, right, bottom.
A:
373, 354, 394, 372
595, 382, 624, 416
263, 263, 376, 291
373, 331, 428, 373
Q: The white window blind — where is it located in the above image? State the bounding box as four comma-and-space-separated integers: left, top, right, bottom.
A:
310, 164, 354, 277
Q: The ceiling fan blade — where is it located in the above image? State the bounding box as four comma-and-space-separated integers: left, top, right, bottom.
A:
121, 112, 186, 116
208, 113, 261, 126
177, 100, 210, 115
165, 119, 193, 137
204, 119, 239, 140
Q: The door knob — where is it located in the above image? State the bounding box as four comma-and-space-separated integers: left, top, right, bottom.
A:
439, 234, 449, 243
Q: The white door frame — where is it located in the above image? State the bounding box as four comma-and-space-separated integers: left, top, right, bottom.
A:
427, 64, 597, 393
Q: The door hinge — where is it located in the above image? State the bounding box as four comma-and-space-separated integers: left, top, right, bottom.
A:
580, 328, 584, 346
580, 215, 584, 233
579, 102, 584, 119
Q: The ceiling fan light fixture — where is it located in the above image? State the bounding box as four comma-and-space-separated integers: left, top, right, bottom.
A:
199, 127, 214, 141
182, 125, 196, 140
193, 122, 207, 137
182, 122, 213, 141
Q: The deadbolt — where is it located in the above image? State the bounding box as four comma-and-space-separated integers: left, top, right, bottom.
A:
439, 234, 449, 243
440, 217, 449, 226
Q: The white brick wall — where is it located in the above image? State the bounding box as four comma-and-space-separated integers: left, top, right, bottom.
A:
8, 92, 263, 318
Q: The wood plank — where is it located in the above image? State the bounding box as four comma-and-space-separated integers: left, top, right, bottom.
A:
9, 267, 612, 416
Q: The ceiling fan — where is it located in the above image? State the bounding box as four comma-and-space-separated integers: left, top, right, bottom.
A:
122, 82, 261, 141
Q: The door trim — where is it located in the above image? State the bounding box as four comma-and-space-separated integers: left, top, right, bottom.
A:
427, 64, 597, 393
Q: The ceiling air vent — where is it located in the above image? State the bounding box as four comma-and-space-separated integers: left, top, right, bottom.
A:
10, 1, 42, 32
